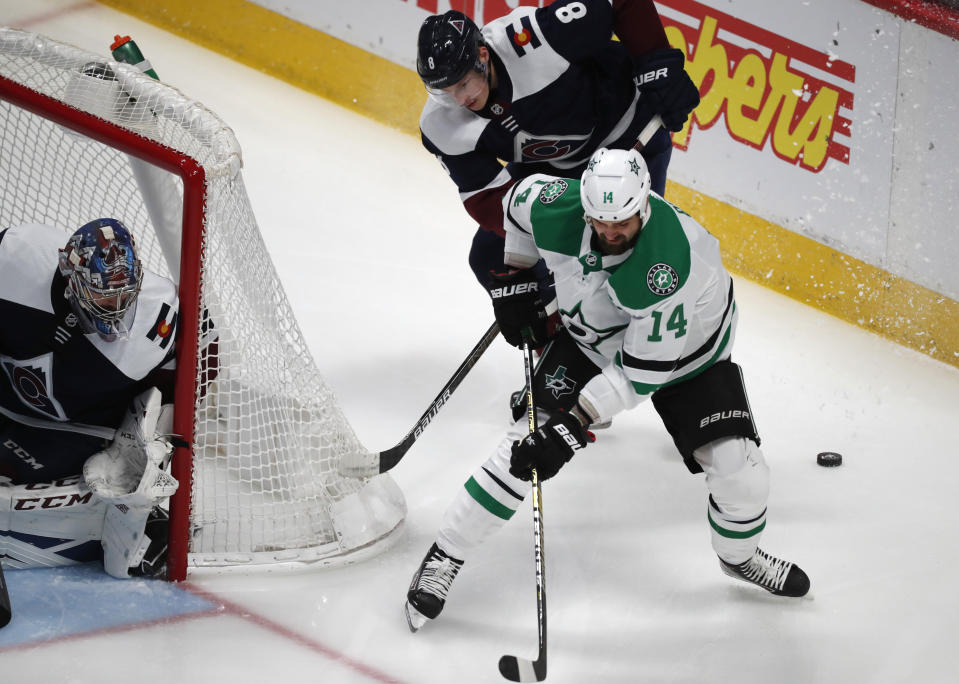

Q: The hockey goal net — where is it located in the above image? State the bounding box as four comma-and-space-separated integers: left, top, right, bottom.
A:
0, 29, 405, 580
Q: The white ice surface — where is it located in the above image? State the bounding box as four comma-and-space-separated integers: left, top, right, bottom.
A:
1, 2, 957, 683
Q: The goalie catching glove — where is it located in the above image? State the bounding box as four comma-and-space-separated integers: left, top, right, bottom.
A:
486, 269, 550, 348
83, 387, 179, 578
509, 411, 595, 482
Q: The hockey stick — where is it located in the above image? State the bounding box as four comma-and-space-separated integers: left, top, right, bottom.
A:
340, 321, 501, 478
0, 561, 11, 628
498, 339, 548, 682
637, 113, 664, 149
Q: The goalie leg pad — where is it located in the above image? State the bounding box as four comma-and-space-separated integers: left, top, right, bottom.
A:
651, 359, 759, 473
101, 503, 170, 578
694, 436, 770, 564
0, 475, 106, 569
436, 418, 532, 560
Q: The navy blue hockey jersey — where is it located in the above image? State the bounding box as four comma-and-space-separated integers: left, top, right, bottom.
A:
420, 0, 666, 237
0, 224, 178, 438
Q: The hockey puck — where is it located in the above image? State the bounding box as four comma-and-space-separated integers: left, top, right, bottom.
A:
816, 452, 843, 467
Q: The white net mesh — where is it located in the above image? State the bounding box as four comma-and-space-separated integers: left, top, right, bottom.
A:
0, 29, 405, 573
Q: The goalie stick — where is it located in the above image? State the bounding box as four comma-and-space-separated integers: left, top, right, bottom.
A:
0, 561, 11, 628
498, 339, 548, 682
340, 321, 500, 478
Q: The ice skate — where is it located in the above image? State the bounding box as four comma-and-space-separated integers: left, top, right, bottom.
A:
720, 547, 810, 597
405, 543, 464, 632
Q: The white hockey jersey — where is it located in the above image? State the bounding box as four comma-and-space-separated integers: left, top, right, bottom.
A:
503, 175, 737, 417
0, 224, 178, 437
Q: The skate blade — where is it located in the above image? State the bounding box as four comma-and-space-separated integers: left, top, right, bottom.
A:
404, 601, 429, 633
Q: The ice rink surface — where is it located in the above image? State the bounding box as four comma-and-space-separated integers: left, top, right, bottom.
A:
1, 2, 957, 682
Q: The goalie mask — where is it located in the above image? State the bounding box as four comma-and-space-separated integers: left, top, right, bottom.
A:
59, 218, 143, 341
580, 148, 653, 224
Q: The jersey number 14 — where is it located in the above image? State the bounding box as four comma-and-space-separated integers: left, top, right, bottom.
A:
648, 304, 687, 341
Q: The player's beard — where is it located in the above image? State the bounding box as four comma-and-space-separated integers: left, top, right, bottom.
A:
596, 232, 634, 256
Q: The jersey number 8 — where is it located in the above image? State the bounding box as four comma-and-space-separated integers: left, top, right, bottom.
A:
555, 2, 587, 23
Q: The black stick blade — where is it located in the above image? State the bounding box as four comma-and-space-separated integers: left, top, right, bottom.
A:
498, 654, 546, 682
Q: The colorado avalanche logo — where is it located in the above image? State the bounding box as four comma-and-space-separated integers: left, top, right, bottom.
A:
647, 263, 679, 296
515, 131, 591, 163
1, 354, 67, 420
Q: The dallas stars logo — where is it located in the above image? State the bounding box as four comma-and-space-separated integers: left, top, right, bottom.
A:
647, 263, 679, 295
561, 303, 628, 354
544, 365, 576, 399
587, 158, 599, 171
628, 158, 641, 176
538, 179, 568, 204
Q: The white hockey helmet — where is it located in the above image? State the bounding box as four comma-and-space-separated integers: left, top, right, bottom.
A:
580, 148, 652, 224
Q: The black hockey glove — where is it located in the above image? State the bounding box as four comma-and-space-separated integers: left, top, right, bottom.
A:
633, 47, 700, 132
509, 412, 595, 482
486, 269, 549, 348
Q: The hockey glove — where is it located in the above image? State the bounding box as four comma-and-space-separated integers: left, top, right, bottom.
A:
509, 412, 595, 482
633, 48, 700, 132
486, 269, 549, 348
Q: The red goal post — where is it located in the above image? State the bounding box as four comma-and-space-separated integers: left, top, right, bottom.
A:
0, 29, 405, 580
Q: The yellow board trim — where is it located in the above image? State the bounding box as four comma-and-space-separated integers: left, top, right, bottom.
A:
98, 0, 959, 368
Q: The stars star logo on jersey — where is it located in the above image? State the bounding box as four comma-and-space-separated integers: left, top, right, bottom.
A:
538, 179, 568, 204
561, 303, 628, 354
647, 263, 679, 295
628, 158, 641, 176
544, 365, 577, 399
